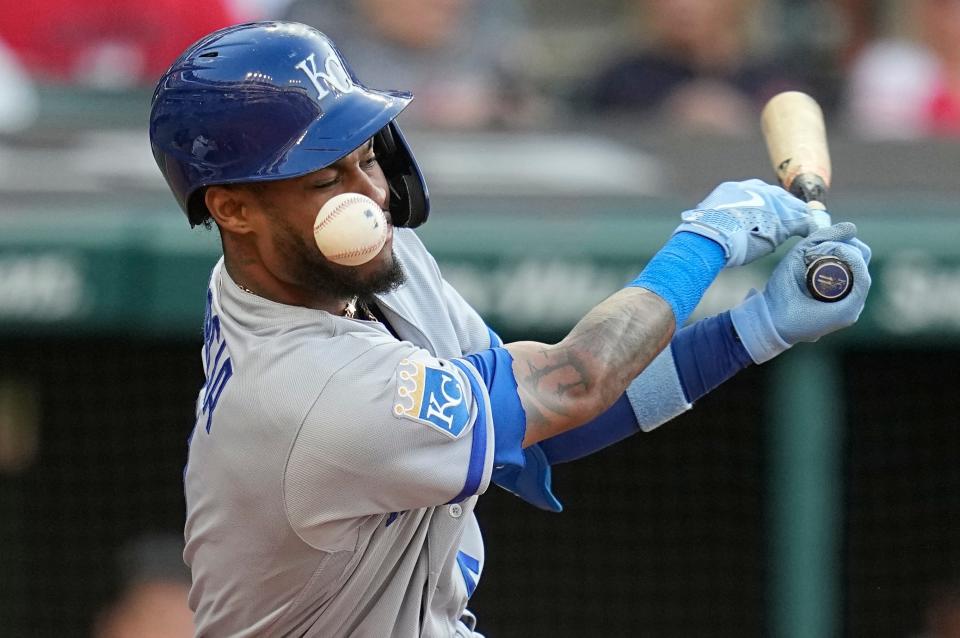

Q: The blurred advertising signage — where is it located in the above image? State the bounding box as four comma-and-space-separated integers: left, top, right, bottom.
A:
877, 253, 960, 335
441, 259, 766, 332
443, 255, 960, 338
0, 253, 85, 321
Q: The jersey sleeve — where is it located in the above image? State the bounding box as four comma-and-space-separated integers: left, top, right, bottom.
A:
439, 275, 499, 355
284, 341, 525, 550
397, 228, 495, 356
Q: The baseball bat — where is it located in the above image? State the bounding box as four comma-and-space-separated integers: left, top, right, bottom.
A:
760, 91, 853, 302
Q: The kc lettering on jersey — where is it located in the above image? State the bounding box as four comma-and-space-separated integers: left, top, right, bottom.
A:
394, 358, 470, 438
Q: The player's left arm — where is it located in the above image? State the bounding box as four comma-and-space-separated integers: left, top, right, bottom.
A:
533, 223, 872, 466
422, 206, 863, 510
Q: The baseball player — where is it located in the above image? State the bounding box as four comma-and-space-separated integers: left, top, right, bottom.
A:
149, 22, 872, 637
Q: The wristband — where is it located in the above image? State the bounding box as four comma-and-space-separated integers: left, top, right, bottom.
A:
628, 232, 725, 326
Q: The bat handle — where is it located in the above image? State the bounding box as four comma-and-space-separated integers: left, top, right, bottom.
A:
800, 201, 853, 303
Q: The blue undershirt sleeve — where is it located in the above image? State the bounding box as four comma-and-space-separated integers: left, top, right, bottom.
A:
670, 311, 753, 403
538, 394, 639, 464
452, 348, 525, 473
455, 348, 563, 512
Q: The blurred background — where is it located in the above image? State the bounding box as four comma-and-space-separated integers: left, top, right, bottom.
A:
0, 0, 959, 636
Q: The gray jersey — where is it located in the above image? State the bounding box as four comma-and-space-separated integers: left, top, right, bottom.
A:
184, 229, 502, 637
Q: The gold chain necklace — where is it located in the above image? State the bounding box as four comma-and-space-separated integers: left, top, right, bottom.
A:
344, 297, 359, 319
235, 280, 360, 319
347, 297, 379, 322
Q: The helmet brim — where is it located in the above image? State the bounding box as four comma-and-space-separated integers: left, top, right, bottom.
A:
186, 88, 412, 224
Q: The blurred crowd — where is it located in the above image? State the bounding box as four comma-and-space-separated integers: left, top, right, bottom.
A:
1, 0, 960, 139
92, 535, 193, 638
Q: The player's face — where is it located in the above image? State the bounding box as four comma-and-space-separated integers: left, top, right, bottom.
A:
245, 139, 405, 301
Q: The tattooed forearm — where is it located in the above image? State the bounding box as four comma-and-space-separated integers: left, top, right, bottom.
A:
513, 344, 590, 435
507, 287, 674, 446
564, 288, 674, 401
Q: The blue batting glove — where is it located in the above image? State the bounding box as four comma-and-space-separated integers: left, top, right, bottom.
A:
675, 179, 818, 267
729, 222, 872, 363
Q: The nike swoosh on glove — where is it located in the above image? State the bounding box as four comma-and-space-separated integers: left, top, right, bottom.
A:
676, 179, 818, 267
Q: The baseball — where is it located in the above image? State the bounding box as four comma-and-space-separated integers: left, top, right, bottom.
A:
313, 193, 389, 266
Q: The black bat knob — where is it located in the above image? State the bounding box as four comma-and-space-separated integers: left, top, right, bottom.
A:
805, 256, 853, 302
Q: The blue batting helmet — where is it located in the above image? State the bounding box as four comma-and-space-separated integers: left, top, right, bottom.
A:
149, 21, 429, 228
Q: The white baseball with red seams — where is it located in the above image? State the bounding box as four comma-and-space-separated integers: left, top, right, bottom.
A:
313, 193, 389, 266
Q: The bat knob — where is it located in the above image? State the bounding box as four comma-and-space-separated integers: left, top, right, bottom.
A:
805, 256, 853, 302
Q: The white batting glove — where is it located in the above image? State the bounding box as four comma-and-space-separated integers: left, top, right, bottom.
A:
730, 222, 873, 363
676, 179, 818, 267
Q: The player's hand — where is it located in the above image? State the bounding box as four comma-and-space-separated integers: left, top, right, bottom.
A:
729, 222, 872, 363
675, 179, 816, 267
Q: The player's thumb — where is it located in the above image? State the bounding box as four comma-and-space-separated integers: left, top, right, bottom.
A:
822, 240, 871, 287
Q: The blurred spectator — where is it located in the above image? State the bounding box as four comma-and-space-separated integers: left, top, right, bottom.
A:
228, 0, 293, 20
281, 0, 545, 129
845, 0, 960, 139
0, 0, 242, 87
920, 581, 960, 638
832, 0, 879, 69
0, 37, 37, 133
580, 0, 804, 135
92, 533, 193, 638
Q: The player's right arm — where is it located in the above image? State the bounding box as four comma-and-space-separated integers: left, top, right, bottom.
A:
506, 179, 816, 447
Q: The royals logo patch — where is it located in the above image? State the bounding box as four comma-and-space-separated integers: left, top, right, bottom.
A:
394, 358, 471, 439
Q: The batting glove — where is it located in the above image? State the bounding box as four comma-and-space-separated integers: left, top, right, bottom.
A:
729, 222, 872, 363
676, 179, 818, 267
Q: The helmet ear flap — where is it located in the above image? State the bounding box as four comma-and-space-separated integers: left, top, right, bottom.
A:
389, 174, 428, 228
374, 125, 397, 158
375, 124, 429, 228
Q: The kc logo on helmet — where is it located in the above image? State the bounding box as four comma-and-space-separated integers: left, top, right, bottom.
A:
295, 52, 354, 99
394, 358, 471, 439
